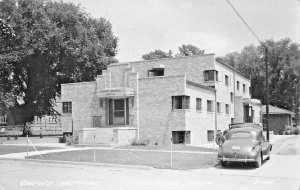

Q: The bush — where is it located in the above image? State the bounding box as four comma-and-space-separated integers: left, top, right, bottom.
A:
65, 135, 79, 145
14, 136, 18, 140
131, 138, 150, 146
294, 128, 299, 135
58, 137, 65, 143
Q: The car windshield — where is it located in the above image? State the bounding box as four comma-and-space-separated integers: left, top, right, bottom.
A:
227, 132, 252, 140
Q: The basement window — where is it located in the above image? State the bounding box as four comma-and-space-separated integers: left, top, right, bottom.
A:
172, 131, 190, 144
148, 68, 164, 77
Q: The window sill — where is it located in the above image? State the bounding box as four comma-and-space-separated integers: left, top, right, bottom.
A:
196, 110, 202, 113
207, 111, 214, 114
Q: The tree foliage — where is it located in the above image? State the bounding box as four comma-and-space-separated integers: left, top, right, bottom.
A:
176, 44, 205, 57
222, 38, 300, 111
142, 49, 172, 60
141, 44, 204, 60
0, 0, 118, 126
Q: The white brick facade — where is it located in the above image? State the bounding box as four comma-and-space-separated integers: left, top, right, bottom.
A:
61, 54, 261, 146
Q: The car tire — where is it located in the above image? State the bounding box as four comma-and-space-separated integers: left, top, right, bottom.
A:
221, 161, 227, 167
255, 153, 262, 168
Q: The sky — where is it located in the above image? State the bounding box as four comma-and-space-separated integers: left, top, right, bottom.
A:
66, 0, 300, 62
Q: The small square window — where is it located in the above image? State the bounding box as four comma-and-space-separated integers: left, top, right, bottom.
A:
62, 102, 72, 113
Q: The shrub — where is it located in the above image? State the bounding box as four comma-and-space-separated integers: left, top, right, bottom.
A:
14, 136, 18, 140
294, 128, 299, 135
131, 138, 149, 146
65, 135, 79, 145
58, 137, 65, 143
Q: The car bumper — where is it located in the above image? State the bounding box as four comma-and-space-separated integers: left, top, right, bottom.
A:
218, 156, 256, 162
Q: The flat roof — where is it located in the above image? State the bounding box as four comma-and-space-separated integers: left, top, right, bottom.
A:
108, 53, 215, 67
186, 80, 216, 92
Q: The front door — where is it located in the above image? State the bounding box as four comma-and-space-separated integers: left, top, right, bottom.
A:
108, 99, 129, 125
113, 99, 125, 125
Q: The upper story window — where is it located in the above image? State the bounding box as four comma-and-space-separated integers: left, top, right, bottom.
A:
207, 100, 214, 112
237, 81, 240, 91
196, 98, 202, 111
217, 102, 221, 113
230, 92, 234, 103
172, 96, 190, 110
204, 70, 218, 82
148, 68, 164, 77
226, 104, 230, 114
225, 75, 229, 86
62, 102, 72, 113
243, 84, 246, 93
249, 87, 252, 95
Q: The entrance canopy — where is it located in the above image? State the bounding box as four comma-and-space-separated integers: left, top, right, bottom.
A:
97, 87, 135, 98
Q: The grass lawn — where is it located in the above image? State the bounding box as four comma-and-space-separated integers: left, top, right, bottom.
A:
117, 144, 216, 152
0, 145, 60, 155
28, 149, 217, 170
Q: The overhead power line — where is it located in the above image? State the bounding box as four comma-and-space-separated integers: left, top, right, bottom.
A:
225, 0, 263, 45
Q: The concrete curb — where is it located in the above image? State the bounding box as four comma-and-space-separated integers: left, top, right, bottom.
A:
0, 157, 154, 171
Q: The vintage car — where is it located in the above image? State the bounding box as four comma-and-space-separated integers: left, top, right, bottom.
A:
217, 125, 272, 168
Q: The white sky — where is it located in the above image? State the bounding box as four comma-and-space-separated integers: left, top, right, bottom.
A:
66, 0, 300, 62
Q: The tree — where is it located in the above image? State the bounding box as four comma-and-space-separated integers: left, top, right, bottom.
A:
176, 44, 205, 57
221, 38, 300, 111
0, 0, 118, 133
142, 49, 172, 60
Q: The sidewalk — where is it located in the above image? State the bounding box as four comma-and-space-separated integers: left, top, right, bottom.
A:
0, 147, 93, 159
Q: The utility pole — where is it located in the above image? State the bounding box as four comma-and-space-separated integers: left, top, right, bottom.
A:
265, 47, 270, 141
296, 85, 299, 126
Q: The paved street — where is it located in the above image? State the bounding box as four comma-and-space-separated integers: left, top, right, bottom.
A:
0, 135, 299, 190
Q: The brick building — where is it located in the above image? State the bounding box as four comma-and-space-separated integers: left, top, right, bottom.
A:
61, 54, 261, 145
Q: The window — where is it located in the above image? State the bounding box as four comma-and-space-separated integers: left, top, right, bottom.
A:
172, 96, 190, 109
243, 84, 246, 93
207, 100, 214, 112
172, 131, 190, 144
226, 104, 230, 114
63, 102, 72, 113
225, 75, 229, 86
148, 68, 164, 77
249, 87, 252, 95
230, 92, 234, 102
204, 70, 218, 81
207, 130, 214, 142
196, 98, 202, 111
237, 81, 240, 91
217, 102, 221, 113
108, 99, 129, 125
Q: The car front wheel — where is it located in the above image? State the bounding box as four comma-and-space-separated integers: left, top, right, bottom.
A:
221, 161, 228, 167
